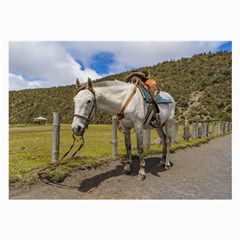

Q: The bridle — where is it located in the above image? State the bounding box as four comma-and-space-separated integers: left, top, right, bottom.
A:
73, 87, 97, 128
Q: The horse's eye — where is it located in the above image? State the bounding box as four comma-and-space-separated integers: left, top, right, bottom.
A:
87, 100, 91, 104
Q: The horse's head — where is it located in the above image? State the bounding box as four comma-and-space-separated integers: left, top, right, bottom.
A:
71, 78, 96, 136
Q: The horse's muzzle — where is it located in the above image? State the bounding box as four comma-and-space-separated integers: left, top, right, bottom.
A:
71, 125, 85, 136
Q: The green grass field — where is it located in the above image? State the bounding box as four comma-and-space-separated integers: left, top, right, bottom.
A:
9, 123, 225, 188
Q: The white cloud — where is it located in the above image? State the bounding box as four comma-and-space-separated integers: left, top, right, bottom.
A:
63, 41, 225, 74
9, 73, 43, 90
9, 41, 225, 90
9, 42, 102, 90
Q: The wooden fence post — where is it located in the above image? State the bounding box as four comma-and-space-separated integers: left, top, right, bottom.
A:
206, 123, 209, 137
192, 122, 198, 140
217, 122, 221, 136
183, 120, 190, 141
143, 129, 151, 149
202, 123, 207, 138
225, 122, 228, 133
52, 112, 60, 164
228, 122, 231, 132
198, 123, 202, 138
221, 122, 224, 135
173, 121, 179, 143
112, 116, 118, 158
202, 123, 205, 138
211, 122, 216, 136
223, 122, 226, 134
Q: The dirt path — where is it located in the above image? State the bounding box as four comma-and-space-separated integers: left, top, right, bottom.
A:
10, 135, 232, 199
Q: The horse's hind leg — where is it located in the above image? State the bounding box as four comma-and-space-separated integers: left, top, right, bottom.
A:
164, 119, 173, 169
135, 124, 146, 180
122, 128, 132, 175
156, 127, 167, 167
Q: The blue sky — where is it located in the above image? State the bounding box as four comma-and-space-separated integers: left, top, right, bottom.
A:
9, 41, 231, 90
90, 52, 115, 74
217, 41, 232, 52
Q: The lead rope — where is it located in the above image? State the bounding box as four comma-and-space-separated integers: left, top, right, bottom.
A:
36, 133, 85, 189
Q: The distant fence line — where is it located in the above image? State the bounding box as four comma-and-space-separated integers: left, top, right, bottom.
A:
180, 120, 232, 142
112, 117, 232, 157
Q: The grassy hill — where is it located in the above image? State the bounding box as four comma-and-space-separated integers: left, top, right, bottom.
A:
9, 51, 232, 124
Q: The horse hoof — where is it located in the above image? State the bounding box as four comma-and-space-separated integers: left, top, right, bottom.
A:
122, 169, 131, 175
138, 174, 146, 181
158, 163, 165, 168
164, 165, 170, 170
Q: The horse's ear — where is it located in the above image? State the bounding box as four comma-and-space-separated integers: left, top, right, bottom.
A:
87, 77, 93, 90
76, 78, 81, 89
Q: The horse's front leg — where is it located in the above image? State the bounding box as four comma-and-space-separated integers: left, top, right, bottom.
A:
135, 124, 146, 180
122, 128, 132, 175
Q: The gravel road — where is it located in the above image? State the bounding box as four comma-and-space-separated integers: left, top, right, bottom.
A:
10, 135, 232, 199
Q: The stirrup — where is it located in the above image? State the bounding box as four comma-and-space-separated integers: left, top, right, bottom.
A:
151, 113, 161, 127
156, 113, 161, 124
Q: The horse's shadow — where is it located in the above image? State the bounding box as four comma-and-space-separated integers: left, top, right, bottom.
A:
78, 157, 173, 192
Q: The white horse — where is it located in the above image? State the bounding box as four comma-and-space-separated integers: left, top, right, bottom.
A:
71, 78, 175, 180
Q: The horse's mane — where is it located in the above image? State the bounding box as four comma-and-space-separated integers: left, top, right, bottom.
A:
94, 80, 130, 88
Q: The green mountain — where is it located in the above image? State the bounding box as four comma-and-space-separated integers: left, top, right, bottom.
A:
9, 51, 232, 124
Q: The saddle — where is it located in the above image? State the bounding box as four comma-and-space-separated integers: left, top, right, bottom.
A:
142, 79, 159, 100
126, 72, 171, 104
126, 71, 158, 99
125, 71, 172, 127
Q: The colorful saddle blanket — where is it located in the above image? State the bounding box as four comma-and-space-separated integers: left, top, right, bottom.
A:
138, 84, 172, 104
